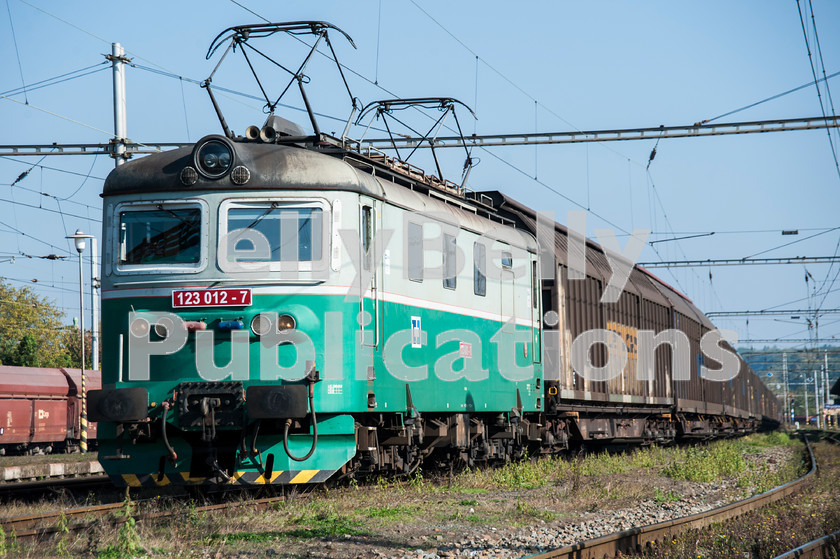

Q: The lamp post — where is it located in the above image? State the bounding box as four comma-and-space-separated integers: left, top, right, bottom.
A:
66, 230, 94, 453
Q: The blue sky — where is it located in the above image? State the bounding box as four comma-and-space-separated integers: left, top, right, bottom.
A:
1, 0, 839, 349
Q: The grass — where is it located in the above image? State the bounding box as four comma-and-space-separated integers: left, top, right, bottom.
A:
654, 487, 682, 504
285, 505, 369, 539
640, 439, 839, 559
4, 431, 804, 558
362, 504, 417, 519
662, 440, 749, 482
208, 531, 284, 543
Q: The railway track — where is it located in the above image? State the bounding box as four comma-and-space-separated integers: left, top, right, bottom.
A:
529, 433, 820, 559
772, 529, 840, 559
0, 434, 826, 555
766, 431, 840, 559
0, 491, 289, 544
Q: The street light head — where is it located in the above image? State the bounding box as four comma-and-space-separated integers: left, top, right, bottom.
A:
65, 230, 94, 254
74, 230, 86, 253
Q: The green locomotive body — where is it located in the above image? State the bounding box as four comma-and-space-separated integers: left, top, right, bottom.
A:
93, 137, 543, 486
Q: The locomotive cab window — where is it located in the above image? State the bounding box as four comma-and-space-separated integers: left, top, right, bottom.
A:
219, 199, 328, 272
115, 201, 207, 273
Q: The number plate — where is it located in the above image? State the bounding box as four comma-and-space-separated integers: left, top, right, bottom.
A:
172, 288, 252, 308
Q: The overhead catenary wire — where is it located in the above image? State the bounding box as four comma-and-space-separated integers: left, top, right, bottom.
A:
796, 0, 840, 185
5, 0, 28, 104
218, 0, 638, 236
0, 93, 115, 137
743, 226, 840, 260
802, 0, 840, 316
0, 181, 103, 213
0, 220, 71, 256
59, 154, 99, 201
807, 0, 839, 156
706, 69, 840, 123
0, 63, 110, 99
645, 168, 725, 311
0, 156, 108, 181
0, 196, 101, 223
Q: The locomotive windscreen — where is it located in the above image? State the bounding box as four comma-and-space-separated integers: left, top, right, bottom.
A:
226, 204, 323, 262
119, 208, 201, 265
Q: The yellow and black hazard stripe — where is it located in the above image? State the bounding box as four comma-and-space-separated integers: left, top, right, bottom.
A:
113, 469, 335, 487
230, 469, 335, 485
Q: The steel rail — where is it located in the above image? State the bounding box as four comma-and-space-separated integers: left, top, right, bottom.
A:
528, 434, 817, 559
774, 529, 840, 559
770, 432, 840, 559
0, 493, 287, 543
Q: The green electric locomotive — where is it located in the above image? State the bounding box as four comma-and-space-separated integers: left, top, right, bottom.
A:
91, 118, 543, 487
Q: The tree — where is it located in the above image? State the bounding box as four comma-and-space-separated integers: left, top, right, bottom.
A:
0, 280, 72, 367
61, 326, 98, 369
13, 333, 40, 367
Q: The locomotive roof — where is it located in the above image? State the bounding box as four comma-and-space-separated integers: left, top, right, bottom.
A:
102, 138, 537, 250
103, 140, 385, 198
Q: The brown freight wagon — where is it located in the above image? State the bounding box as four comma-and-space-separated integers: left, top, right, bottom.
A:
0, 366, 100, 455
485, 191, 780, 444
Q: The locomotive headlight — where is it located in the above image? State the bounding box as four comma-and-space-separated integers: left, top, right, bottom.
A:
250, 313, 296, 335
129, 316, 150, 338
277, 314, 296, 331
250, 314, 272, 336
153, 322, 168, 338
195, 139, 234, 179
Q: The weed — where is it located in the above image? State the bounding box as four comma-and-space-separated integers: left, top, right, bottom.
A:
570, 453, 583, 494
362, 505, 416, 519
763, 431, 793, 447
6, 531, 16, 555
184, 498, 203, 527
55, 511, 70, 557
0, 525, 6, 557
375, 475, 391, 492
654, 487, 681, 503
490, 459, 547, 489
207, 531, 284, 543
98, 494, 144, 558
459, 499, 478, 506
286, 507, 368, 539
408, 468, 427, 490
514, 500, 557, 522
662, 440, 747, 482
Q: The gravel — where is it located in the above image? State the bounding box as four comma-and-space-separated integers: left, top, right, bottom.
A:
379, 445, 797, 559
